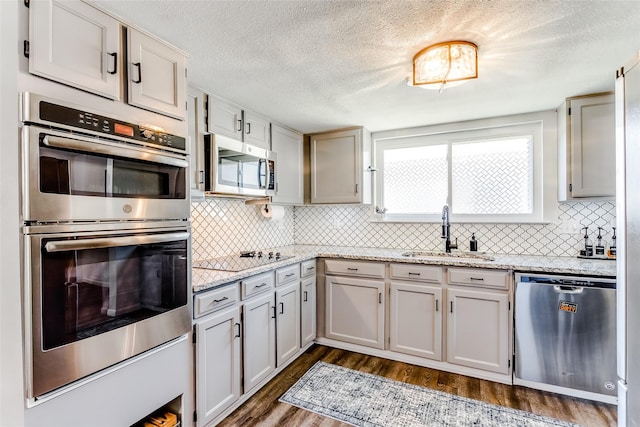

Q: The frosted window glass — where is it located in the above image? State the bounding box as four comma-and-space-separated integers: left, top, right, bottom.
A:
383, 145, 448, 214
451, 137, 533, 214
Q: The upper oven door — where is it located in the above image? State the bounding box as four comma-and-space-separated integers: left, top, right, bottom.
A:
22, 125, 189, 222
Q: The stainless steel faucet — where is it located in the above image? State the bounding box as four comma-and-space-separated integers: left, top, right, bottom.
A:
441, 205, 458, 252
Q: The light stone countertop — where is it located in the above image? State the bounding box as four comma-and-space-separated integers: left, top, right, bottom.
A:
192, 244, 617, 293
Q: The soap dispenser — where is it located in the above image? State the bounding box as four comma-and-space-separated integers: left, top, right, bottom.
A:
581, 226, 593, 257
608, 227, 617, 259
469, 233, 478, 252
595, 227, 606, 256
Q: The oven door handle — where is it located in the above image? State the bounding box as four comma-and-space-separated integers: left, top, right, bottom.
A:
44, 232, 190, 253
42, 134, 189, 168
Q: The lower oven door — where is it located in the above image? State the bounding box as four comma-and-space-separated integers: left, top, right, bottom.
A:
24, 223, 192, 399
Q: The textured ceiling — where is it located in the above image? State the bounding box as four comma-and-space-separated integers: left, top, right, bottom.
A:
93, 0, 640, 133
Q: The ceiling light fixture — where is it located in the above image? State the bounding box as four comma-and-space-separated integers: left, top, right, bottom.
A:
412, 41, 478, 91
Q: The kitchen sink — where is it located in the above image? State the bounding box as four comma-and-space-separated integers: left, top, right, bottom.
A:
400, 250, 495, 261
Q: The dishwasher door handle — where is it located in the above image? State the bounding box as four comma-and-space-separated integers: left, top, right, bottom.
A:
553, 285, 584, 294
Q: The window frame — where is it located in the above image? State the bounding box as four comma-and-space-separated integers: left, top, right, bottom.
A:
372, 111, 557, 224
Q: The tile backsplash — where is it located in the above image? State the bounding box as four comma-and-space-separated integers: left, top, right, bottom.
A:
191, 198, 295, 261
191, 198, 615, 258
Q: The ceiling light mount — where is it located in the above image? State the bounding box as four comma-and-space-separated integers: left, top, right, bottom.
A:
412, 41, 478, 90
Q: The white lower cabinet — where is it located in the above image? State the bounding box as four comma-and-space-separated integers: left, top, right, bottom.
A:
389, 282, 442, 360
195, 306, 241, 427
301, 276, 317, 347
325, 275, 385, 349
242, 291, 276, 392
275, 282, 301, 367
446, 287, 510, 374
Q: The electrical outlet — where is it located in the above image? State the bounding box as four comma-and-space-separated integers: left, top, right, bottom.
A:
332, 216, 343, 229
558, 220, 580, 235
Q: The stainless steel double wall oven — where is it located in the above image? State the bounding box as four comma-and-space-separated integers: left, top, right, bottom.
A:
20, 93, 192, 399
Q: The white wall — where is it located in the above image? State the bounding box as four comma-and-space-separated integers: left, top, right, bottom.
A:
0, 1, 25, 426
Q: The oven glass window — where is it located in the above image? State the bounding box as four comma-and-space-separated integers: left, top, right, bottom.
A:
40, 235, 188, 350
39, 145, 186, 199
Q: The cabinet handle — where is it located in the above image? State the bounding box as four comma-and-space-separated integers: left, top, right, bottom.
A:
450, 301, 453, 313
470, 277, 485, 281
107, 52, 118, 75
408, 272, 421, 276
435, 299, 439, 312
279, 302, 284, 315
254, 282, 268, 289
234, 322, 241, 338
306, 266, 315, 271
379, 292, 382, 304
237, 119, 242, 132
347, 267, 358, 271
132, 62, 142, 83
213, 296, 228, 304
198, 170, 205, 184
303, 291, 308, 302
355, 183, 359, 194
272, 306, 276, 319
246, 122, 251, 135
285, 273, 295, 277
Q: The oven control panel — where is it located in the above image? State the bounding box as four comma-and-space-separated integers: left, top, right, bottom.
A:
37, 101, 186, 151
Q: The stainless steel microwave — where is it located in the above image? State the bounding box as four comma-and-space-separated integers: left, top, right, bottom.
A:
204, 133, 276, 197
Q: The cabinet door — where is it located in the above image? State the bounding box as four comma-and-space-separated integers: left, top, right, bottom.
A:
569, 94, 615, 198
301, 276, 317, 347
389, 282, 442, 360
208, 95, 243, 140
325, 275, 385, 349
195, 306, 241, 426
447, 288, 509, 374
30, 0, 121, 100
243, 292, 276, 392
243, 110, 271, 150
187, 87, 206, 192
310, 129, 363, 204
271, 124, 303, 205
276, 282, 301, 366
127, 28, 187, 119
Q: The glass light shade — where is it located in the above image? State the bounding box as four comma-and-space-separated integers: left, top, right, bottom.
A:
413, 41, 477, 88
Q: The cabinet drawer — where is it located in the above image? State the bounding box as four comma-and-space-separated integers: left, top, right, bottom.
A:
276, 264, 300, 286
447, 268, 510, 290
325, 259, 385, 278
241, 271, 275, 299
301, 259, 317, 278
390, 264, 443, 283
194, 284, 239, 318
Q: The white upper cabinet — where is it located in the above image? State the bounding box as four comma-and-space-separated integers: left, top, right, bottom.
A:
30, 0, 121, 100
558, 93, 615, 200
29, 1, 187, 120
271, 124, 303, 205
208, 95, 244, 141
127, 27, 187, 120
310, 127, 372, 204
243, 110, 271, 150
207, 96, 271, 150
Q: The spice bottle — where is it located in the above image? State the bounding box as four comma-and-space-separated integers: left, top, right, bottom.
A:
469, 233, 478, 252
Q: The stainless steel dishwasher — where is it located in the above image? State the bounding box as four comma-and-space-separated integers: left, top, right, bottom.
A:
514, 273, 617, 404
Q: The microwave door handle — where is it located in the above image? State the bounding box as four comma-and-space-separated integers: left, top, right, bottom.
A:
42, 135, 189, 168
258, 158, 266, 189
44, 232, 190, 253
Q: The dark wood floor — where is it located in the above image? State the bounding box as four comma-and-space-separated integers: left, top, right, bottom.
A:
218, 345, 617, 427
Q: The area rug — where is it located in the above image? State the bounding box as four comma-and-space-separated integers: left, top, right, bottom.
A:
279, 361, 579, 427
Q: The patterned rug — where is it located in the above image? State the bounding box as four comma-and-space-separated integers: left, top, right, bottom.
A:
280, 362, 579, 427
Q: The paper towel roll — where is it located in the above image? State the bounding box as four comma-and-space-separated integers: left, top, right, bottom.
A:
260, 204, 285, 221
